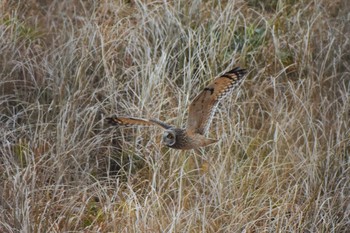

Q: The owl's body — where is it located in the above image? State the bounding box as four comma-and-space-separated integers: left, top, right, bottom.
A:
107, 67, 247, 150
162, 128, 218, 150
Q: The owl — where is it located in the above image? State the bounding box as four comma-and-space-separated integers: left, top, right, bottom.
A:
107, 67, 247, 150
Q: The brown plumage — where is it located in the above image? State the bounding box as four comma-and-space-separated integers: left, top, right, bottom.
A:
107, 67, 247, 150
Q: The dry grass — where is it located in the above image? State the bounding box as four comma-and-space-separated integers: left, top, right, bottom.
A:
0, 0, 349, 232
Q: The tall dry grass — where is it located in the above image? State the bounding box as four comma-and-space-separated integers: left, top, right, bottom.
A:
0, 0, 349, 232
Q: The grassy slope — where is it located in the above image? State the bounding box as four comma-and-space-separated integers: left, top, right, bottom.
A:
0, 0, 349, 232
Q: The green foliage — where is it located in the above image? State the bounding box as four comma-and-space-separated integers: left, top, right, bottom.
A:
12, 140, 30, 168
1, 17, 42, 42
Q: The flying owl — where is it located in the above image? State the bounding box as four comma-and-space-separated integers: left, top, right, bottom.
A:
107, 67, 247, 150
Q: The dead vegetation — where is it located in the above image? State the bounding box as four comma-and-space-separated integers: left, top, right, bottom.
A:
0, 0, 349, 232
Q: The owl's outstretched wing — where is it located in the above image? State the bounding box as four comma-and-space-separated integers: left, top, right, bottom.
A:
106, 116, 172, 129
186, 67, 247, 135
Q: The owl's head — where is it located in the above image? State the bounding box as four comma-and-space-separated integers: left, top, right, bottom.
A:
162, 129, 176, 147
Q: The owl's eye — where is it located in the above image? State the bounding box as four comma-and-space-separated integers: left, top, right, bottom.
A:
167, 133, 174, 139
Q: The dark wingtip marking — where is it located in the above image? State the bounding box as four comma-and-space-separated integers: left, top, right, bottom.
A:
221, 74, 237, 80
222, 67, 247, 79
106, 116, 122, 125
106, 117, 116, 124
204, 87, 215, 95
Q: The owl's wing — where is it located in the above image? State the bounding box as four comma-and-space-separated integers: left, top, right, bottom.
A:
106, 116, 172, 129
186, 67, 247, 135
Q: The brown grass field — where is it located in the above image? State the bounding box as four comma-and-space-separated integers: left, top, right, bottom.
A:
0, 0, 349, 232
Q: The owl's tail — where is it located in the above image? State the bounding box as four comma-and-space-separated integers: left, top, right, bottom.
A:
202, 138, 219, 147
